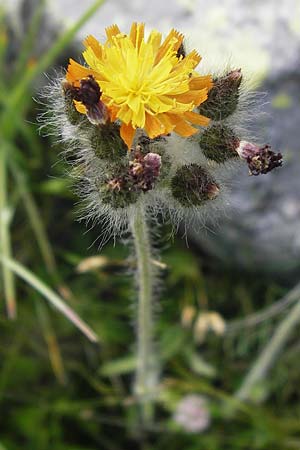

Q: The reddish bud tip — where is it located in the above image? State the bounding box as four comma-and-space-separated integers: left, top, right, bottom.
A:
236, 141, 283, 176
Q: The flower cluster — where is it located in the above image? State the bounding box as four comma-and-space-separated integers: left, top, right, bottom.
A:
42, 22, 284, 419
45, 22, 282, 240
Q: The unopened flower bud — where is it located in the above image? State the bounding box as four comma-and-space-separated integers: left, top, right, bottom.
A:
62, 80, 84, 125
144, 152, 161, 178
236, 141, 283, 176
137, 136, 171, 179
129, 150, 162, 191
199, 124, 240, 163
107, 178, 122, 192
198, 69, 242, 121
171, 164, 220, 207
100, 148, 162, 209
206, 183, 220, 199
101, 175, 139, 209
90, 122, 127, 161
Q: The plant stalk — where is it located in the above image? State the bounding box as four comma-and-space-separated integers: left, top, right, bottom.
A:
0, 144, 16, 318
130, 204, 159, 424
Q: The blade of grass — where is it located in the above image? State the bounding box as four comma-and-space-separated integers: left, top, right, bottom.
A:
0, 143, 16, 318
236, 285, 300, 402
35, 300, 67, 384
7, 141, 75, 303
0, 0, 106, 138
0, 7, 7, 85
12, 0, 46, 83
0, 254, 98, 342
226, 280, 300, 335
19, 120, 45, 158
0, 13, 15, 319
9, 159, 57, 274
0, 324, 25, 399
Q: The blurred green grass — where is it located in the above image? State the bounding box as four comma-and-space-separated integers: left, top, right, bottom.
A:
0, 1, 300, 449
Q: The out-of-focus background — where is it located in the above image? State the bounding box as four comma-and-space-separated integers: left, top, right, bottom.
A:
0, 0, 300, 449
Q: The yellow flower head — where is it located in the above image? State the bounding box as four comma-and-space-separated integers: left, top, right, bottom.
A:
66, 23, 213, 149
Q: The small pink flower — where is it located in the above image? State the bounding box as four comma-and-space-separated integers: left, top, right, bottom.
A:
174, 394, 211, 433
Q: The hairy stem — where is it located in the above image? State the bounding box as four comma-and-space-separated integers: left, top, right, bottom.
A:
236, 292, 300, 402
130, 204, 159, 424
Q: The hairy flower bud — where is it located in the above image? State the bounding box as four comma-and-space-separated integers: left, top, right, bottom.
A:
141, 152, 161, 181
100, 148, 162, 209
171, 165, 220, 206
199, 124, 240, 163
136, 136, 171, 179
62, 80, 85, 125
90, 122, 127, 161
236, 141, 283, 175
129, 151, 162, 191
198, 69, 242, 121
101, 175, 139, 209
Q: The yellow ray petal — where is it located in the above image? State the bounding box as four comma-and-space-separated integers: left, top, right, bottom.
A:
129, 22, 145, 50
66, 59, 96, 86
107, 103, 119, 122
185, 50, 202, 67
147, 30, 162, 54
82, 48, 102, 73
84, 35, 103, 58
155, 29, 183, 64
189, 75, 213, 91
156, 113, 175, 134
187, 88, 208, 107
120, 122, 136, 149
183, 110, 210, 126
105, 24, 121, 41
167, 114, 199, 137
145, 113, 166, 138
74, 101, 87, 114
170, 89, 207, 105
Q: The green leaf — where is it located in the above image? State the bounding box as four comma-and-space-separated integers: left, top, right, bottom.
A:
0, 255, 98, 343
100, 355, 136, 376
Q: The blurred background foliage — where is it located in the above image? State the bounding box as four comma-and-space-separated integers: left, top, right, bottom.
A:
0, 1, 300, 449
